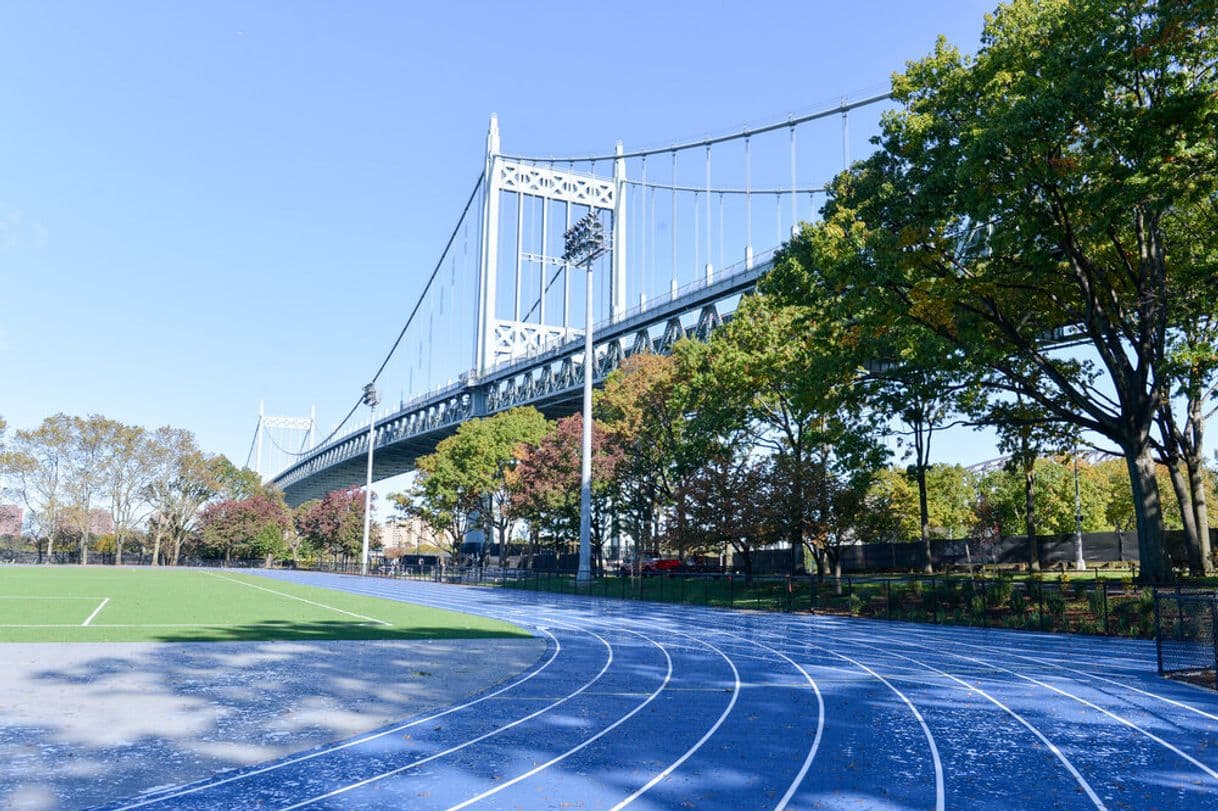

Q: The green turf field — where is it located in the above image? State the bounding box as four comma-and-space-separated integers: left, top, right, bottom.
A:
0, 567, 529, 643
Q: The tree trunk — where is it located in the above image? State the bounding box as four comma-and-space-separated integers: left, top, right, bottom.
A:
1127, 447, 1171, 584
1186, 455, 1212, 573
1165, 460, 1202, 575
917, 465, 933, 573
150, 528, 161, 566
115, 530, 124, 566
1023, 463, 1040, 572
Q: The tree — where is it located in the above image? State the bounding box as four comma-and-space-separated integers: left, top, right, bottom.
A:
508, 414, 623, 569
298, 487, 379, 563
680, 451, 776, 580
597, 353, 707, 563
143, 429, 220, 566
398, 408, 547, 567
98, 421, 157, 566
981, 394, 1077, 571
765, 0, 1218, 582
199, 493, 292, 564
1, 414, 73, 560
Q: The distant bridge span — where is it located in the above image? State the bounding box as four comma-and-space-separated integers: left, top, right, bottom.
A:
273, 257, 771, 505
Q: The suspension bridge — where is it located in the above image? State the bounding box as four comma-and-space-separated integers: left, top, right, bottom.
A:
253, 93, 891, 506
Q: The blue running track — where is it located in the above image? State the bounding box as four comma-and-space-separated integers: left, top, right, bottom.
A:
99, 571, 1218, 810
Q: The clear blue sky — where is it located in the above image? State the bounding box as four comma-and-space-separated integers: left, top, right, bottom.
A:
1, 0, 1004, 495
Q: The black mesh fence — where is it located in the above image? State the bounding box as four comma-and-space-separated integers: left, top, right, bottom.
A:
1155, 590, 1218, 688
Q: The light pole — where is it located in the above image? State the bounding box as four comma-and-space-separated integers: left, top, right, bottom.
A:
361, 383, 380, 576
563, 211, 607, 585
1073, 450, 1086, 571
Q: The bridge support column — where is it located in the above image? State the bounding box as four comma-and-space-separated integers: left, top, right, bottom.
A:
612, 141, 627, 321
475, 114, 501, 377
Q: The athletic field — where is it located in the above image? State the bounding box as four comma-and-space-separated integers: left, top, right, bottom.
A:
0, 567, 528, 643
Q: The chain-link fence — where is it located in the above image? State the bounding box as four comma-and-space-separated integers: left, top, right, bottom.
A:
1155, 589, 1218, 689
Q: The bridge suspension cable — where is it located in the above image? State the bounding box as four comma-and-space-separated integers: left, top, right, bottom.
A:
498, 92, 891, 163
276, 171, 486, 461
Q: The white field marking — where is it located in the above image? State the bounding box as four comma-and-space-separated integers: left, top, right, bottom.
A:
915, 635, 1218, 724
80, 598, 110, 626
608, 629, 742, 811
446, 630, 675, 810
705, 627, 825, 811
280, 626, 617, 810
830, 632, 1106, 810
0, 595, 103, 599
881, 638, 1218, 785
111, 626, 565, 810
202, 571, 390, 626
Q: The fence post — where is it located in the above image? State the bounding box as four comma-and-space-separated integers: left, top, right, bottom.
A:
1211, 597, 1218, 679
1153, 590, 1164, 674
729, 574, 734, 609
681, 576, 687, 605
885, 580, 891, 619
1038, 580, 1046, 632
932, 576, 939, 624
1102, 581, 1109, 634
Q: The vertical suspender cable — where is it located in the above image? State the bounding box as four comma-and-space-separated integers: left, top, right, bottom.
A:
705, 144, 712, 273
514, 192, 523, 321
540, 181, 549, 325
775, 193, 782, 248
744, 135, 753, 267
563, 200, 572, 329
842, 99, 850, 169
693, 190, 700, 277
718, 192, 725, 272
790, 124, 798, 236
639, 156, 648, 307
670, 150, 678, 292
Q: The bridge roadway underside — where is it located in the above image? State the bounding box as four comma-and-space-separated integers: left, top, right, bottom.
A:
281, 394, 582, 506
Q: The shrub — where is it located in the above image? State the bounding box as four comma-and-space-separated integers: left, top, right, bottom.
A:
1009, 589, 1027, 615
986, 577, 1013, 608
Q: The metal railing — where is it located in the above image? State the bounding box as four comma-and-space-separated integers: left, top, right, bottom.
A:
1155, 589, 1218, 689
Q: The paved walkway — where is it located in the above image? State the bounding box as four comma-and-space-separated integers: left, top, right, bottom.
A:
101, 571, 1218, 810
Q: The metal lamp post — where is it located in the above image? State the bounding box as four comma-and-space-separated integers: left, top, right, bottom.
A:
563, 211, 607, 585
361, 383, 380, 576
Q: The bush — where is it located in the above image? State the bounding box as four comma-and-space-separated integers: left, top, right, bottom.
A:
1087, 587, 1105, 617
848, 593, 864, 616
1009, 589, 1027, 615
986, 577, 1013, 608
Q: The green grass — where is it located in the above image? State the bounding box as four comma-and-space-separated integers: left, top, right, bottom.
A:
0, 567, 530, 643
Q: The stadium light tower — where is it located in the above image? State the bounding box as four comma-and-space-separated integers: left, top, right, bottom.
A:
563, 211, 608, 585
361, 383, 380, 576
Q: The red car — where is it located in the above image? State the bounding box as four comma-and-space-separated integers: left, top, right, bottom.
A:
643, 557, 683, 575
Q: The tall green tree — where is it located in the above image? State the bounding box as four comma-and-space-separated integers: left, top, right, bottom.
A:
1, 414, 73, 560
399, 407, 547, 566
767, 0, 1218, 581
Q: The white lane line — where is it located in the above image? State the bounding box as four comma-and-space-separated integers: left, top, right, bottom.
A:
609, 629, 742, 811
889, 639, 1218, 785
446, 630, 675, 810
0, 595, 102, 599
923, 636, 1218, 724
81, 598, 110, 627
706, 628, 825, 811
830, 631, 1106, 810
202, 571, 391, 626
111, 627, 564, 810
282, 626, 617, 810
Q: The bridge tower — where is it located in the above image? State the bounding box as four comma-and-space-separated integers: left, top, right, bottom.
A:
251, 402, 317, 480
474, 116, 627, 377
